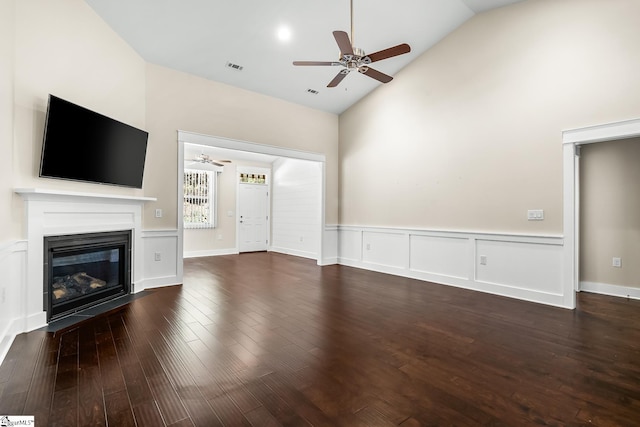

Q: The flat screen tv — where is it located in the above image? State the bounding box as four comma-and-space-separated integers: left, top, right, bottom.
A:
39, 95, 149, 189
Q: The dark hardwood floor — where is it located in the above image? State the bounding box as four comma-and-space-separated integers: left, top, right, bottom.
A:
1, 252, 640, 426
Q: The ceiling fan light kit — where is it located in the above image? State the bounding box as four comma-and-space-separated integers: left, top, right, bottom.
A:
293, 0, 411, 88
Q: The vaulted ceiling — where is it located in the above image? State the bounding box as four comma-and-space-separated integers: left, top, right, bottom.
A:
86, 0, 525, 115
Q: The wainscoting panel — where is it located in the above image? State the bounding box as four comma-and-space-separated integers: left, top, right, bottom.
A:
476, 239, 564, 295
339, 228, 363, 262
141, 229, 181, 290
0, 240, 27, 366
362, 231, 408, 269
320, 225, 338, 266
410, 234, 470, 280
338, 226, 567, 308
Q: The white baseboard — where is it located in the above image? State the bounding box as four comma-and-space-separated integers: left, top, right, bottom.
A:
580, 281, 640, 300
269, 246, 318, 260
0, 240, 28, 366
318, 257, 338, 266
184, 248, 239, 258
0, 317, 21, 366
137, 276, 182, 290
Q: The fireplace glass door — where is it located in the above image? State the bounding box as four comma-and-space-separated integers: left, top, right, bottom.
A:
45, 230, 131, 321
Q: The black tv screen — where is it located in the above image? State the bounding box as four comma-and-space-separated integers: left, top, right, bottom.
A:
40, 95, 149, 189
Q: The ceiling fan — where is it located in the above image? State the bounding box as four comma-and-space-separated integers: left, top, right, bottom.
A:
293, 0, 411, 87
185, 154, 230, 168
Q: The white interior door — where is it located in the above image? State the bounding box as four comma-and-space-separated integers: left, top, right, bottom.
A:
238, 183, 269, 252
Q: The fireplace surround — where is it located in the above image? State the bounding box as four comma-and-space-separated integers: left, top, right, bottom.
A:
15, 188, 156, 329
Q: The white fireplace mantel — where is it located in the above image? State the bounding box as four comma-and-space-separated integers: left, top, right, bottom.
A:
15, 188, 157, 203
15, 188, 156, 330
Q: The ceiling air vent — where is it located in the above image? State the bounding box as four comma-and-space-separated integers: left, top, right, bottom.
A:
306, 89, 319, 95
226, 62, 244, 71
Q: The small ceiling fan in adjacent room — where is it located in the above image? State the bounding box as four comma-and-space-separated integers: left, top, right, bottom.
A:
185, 154, 231, 169
293, 0, 411, 87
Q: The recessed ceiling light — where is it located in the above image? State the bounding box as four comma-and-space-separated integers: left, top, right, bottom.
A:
277, 26, 291, 42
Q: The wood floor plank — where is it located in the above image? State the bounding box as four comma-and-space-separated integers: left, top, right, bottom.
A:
132, 401, 166, 427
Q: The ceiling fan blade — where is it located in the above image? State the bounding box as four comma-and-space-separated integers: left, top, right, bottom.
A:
366, 43, 411, 63
333, 31, 354, 56
327, 70, 349, 87
293, 61, 342, 66
186, 162, 222, 171
358, 66, 393, 84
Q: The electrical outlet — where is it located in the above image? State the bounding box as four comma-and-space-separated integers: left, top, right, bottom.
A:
155, 208, 163, 218
480, 255, 487, 266
217, 234, 223, 240
299, 236, 304, 242
366, 243, 371, 250
612, 257, 622, 268
154, 252, 161, 262
527, 209, 544, 221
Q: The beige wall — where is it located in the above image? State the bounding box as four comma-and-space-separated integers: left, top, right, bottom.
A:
580, 138, 640, 288
144, 64, 339, 230
10, 0, 147, 236
183, 160, 272, 254
0, 0, 16, 240
339, 0, 640, 233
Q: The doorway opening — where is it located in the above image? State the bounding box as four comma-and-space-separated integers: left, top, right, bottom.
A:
177, 131, 327, 279
562, 117, 640, 308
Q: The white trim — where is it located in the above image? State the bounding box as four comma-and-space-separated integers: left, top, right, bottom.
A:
15, 190, 152, 329
338, 225, 567, 308
269, 246, 318, 260
184, 248, 239, 258
0, 240, 27, 366
319, 224, 338, 266
562, 117, 640, 309
177, 130, 333, 267
141, 229, 180, 291
14, 188, 156, 202
580, 281, 640, 301
339, 224, 562, 244
319, 162, 327, 265
562, 118, 640, 145
178, 131, 326, 162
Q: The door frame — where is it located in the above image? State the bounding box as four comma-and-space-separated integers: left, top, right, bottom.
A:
236, 166, 271, 253
562, 117, 640, 309
177, 130, 328, 281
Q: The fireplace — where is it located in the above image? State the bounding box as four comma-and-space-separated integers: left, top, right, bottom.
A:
44, 230, 132, 321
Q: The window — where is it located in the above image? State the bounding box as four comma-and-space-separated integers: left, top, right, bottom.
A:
183, 169, 217, 228
239, 173, 266, 184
